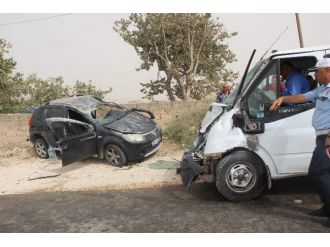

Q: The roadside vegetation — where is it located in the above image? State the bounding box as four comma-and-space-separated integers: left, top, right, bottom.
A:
164, 97, 213, 147
0, 38, 111, 113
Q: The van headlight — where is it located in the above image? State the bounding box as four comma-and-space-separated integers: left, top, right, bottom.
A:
122, 133, 145, 143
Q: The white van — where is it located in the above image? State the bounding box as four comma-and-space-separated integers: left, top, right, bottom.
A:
179, 45, 330, 201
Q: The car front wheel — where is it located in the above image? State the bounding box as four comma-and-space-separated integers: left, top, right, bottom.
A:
104, 144, 127, 167
215, 150, 266, 202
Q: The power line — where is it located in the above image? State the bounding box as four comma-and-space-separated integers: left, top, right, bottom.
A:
0, 13, 72, 27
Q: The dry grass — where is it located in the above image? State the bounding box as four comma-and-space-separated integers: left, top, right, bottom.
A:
164, 99, 212, 148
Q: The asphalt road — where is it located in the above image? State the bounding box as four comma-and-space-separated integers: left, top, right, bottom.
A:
0, 176, 329, 232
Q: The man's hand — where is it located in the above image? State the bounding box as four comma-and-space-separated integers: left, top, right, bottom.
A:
325, 134, 330, 158
270, 97, 284, 111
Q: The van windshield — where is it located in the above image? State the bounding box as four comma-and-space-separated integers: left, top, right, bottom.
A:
223, 59, 268, 107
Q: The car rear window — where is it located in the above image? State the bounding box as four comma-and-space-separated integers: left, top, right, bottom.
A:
45, 107, 65, 119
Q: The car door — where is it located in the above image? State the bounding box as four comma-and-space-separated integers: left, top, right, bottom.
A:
46, 118, 97, 166
245, 59, 315, 174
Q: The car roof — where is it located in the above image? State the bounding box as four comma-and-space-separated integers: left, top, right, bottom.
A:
48, 95, 103, 111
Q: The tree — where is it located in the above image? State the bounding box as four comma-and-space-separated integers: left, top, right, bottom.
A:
0, 38, 112, 113
72, 80, 112, 99
114, 13, 238, 101
0, 39, 16, 89
0, 38, 21, 112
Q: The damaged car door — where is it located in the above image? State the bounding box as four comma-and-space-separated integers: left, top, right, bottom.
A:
46, 118, 97, 166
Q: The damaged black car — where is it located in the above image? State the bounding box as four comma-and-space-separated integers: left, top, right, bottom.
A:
29, 95, 162, 166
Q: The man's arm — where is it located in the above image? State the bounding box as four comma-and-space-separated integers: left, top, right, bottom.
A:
270, 94, 306, 111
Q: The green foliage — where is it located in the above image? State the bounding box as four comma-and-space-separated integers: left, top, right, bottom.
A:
73, 80, 112, 99
164, 99, 212, 147
0, 39, 16, 88
0, 38, 112, 113
114, 13, 238, 101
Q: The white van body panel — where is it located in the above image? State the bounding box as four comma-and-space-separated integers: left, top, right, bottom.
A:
258, 109, 316, 174
204, 108, 248, 154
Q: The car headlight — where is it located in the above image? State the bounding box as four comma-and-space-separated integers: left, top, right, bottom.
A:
122, 133, 145, 143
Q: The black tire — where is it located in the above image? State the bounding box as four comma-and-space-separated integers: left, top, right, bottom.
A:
215, 150, 265, 202
34, 138, 49, 159
104, 144, 127, 167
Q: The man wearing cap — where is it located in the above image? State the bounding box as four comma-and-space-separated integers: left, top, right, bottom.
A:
270, 57, 330, 227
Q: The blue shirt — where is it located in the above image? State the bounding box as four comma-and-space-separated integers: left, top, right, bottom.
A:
281, 70, 310, 96
304, 83, 330, 131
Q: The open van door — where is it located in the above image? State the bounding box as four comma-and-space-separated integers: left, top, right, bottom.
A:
46, 118, 97, 166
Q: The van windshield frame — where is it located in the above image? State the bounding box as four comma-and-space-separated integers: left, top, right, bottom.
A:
223, 59, 268, 107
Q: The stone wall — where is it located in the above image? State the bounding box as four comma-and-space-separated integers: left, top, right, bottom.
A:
0, 101, 201, 151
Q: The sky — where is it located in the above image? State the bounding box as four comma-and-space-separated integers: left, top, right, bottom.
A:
1, 13, 330, 102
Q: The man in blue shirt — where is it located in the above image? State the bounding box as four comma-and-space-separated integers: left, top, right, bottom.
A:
280, 61, 310, 96
270, 57, 330, 227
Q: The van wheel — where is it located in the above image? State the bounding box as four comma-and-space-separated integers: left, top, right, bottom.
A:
104, 144, 127, 167
34, 138, 49, 159
215, 150, 265, 202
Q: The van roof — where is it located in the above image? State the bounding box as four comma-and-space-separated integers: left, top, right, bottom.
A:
271, 45, 330, 57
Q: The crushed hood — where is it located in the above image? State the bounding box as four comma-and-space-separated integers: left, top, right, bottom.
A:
199, 102, 225, 133
104, 112, 156, 134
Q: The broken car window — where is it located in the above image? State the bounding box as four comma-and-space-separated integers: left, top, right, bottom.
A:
92, 103, 130, 125
65, 122, 90, 137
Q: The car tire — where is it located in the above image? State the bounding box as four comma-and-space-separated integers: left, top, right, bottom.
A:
34, 138, 49, 159
215, 150, 265, 202
104, 144, 127, 167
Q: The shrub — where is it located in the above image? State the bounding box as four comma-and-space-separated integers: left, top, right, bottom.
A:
164, 98, 213, 148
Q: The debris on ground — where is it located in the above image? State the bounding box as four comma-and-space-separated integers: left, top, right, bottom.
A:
28, 170, 61, 181
147, 160, 180, 169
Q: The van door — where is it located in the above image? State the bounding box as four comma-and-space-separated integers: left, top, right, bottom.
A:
46, 118, 97, 166
245, 59, 315, 174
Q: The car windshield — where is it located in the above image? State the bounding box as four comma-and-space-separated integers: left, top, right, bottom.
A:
223, 59, 268, 107
89, 103, 130, 125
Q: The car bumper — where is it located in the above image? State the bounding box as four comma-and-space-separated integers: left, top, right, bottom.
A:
124, 136, 162, 161
178, 151, 204, 190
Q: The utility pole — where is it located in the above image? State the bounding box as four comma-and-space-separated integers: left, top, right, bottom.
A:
295, 13, 304, 48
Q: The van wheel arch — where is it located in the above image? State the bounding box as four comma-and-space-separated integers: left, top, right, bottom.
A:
215, 149, 267, 202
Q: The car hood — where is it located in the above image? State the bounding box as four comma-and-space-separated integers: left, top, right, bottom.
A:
103, 112, 156, 134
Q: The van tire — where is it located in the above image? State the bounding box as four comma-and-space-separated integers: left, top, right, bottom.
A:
34, 138, 49, 159
215, 150, 265, 202
104, 144, 127, 167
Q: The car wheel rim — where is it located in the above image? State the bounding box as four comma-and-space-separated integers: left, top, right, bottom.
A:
35, 143, 47, 157
225, 163, 256, 193
106, 148, 121, 165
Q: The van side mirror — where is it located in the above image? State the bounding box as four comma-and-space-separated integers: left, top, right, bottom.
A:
232, 110, 264, 134
233, 97, 265, 134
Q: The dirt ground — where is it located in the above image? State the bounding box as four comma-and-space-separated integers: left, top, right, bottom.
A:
0, 140, 185, 195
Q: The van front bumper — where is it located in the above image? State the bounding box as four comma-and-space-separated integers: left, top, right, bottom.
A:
178, 151, 204, 190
